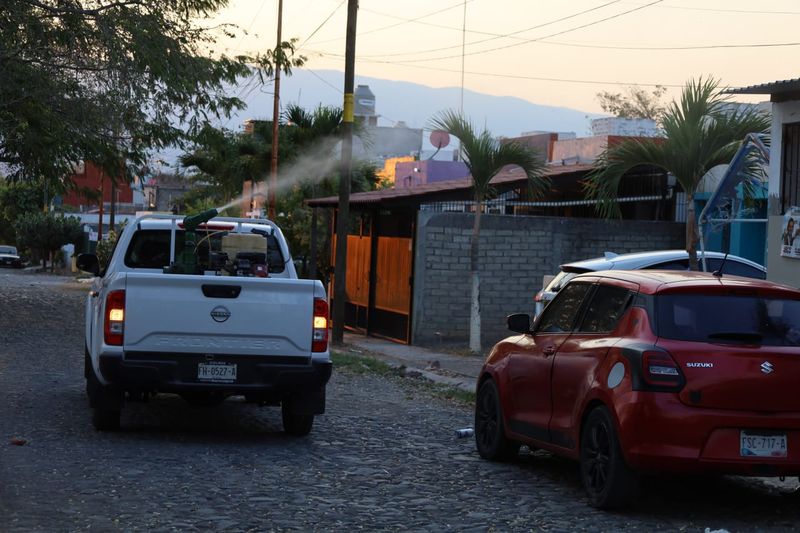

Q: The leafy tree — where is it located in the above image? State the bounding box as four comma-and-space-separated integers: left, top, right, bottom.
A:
1, 0, 305, 184
429, 110, 548, 353
0, 179, 42, 244
596, 85, 667, 121
584, 77, 770, 270
13, 211, 82, 271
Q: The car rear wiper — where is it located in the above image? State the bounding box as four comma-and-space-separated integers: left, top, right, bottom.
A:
707, 331, 763, 342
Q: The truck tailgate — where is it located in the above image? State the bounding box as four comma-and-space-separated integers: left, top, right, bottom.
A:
122, 274, 316, 357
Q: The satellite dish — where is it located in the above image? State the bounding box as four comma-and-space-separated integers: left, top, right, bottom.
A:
430, 130, 450, 149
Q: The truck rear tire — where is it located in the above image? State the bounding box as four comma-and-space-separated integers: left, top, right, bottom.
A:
86, 351, 123, 430
282, 400, 314, 436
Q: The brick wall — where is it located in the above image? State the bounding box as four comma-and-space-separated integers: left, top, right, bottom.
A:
411, 212, 685, 348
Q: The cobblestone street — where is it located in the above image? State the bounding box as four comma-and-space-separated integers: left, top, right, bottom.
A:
2, 271, 800, 532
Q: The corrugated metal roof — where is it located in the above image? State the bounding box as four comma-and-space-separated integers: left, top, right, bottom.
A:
725, 78, 800, 95
306, 163, 595, 208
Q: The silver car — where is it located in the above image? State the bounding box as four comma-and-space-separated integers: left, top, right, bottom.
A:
534, 250, 767, 316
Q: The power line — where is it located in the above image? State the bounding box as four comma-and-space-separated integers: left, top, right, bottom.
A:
299, 0, 346, 48
539, 39, 800, 51
374, 0, 665, 63
304, 1, 475, 46
309, 49, 683, 88
354, 0, 624, 59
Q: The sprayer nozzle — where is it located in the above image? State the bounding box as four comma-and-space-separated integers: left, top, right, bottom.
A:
182, 208, 219, 231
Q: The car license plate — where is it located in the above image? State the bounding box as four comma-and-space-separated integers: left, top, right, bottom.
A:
197, 362, 237, 383
740, 431, 787, 458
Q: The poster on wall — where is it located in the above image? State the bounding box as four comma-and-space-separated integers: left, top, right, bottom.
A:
780, 207, 800, 258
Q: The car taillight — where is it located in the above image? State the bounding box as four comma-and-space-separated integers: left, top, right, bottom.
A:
104, 290, 126, 346
312, 298, 329, 352
642, 350, 682, 389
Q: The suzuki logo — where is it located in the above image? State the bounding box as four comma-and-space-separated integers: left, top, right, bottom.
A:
761, 361, 774, 374
210, 306, 231, 323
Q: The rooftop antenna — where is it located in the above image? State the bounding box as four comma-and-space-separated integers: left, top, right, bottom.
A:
712, 252, 729, 278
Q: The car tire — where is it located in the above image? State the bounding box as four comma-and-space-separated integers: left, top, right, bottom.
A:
580, 406, 638, 509
474, 379, 520, 461
282, 399, 314, 436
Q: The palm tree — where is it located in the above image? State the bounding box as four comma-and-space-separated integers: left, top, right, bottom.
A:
584, 77, 770, 270
429, 110, 549, 353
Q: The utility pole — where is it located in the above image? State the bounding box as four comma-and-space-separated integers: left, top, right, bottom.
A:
331, 0, 358, 344
268, 0, 283, 220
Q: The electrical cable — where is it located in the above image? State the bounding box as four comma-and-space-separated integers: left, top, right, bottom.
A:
354, 0, 624, 59
299, 0, 346, 48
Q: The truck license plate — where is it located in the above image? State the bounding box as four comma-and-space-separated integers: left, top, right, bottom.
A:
740, 431, 787, 457
197, 362, 237, 383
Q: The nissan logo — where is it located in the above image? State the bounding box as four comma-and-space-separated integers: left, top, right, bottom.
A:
210, 306, 231, 323
761, 361, 774, 374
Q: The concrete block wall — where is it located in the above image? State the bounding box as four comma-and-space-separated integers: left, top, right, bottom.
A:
411, 212, 685, 348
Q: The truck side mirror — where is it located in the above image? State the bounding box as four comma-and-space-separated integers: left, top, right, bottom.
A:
76, 253, 100, 276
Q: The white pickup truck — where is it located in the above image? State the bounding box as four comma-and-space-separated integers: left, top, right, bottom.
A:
77, 212, 331, 435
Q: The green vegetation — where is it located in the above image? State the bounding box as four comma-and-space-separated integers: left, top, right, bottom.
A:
13, 211, 82, 270
428, 110, 548, 353
585, 77, 771, 270
596, 85, 668, 122
1, 0, 303, 186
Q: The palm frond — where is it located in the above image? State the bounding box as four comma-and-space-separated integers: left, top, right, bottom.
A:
584, 138, 668, 218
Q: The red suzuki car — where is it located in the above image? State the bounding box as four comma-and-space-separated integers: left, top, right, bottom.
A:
475, 270, 800, 508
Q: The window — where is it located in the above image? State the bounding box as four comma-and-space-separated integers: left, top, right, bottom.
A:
579, 285, 633, 333
536, 282, 592, 333
124, 229, 286, 273
781, 122, 800, 214
645, 259, 688, 271
656, 293, 800, 346
704, 259, 765, 280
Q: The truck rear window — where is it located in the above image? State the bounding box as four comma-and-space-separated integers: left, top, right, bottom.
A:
125, 229, 286, 274
656, 293, 800, 346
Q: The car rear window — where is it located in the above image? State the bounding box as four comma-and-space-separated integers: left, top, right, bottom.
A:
0, 246, 17, 255
656, 293, 800, 346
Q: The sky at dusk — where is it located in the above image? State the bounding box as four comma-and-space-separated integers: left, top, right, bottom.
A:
210, 0, 800, 115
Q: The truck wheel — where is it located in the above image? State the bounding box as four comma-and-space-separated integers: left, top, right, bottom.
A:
282, 400, 314, 436
86, 356, 123, 431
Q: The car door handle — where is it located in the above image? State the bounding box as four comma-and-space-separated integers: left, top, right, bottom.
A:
90, 291, 99, 298
543, 346, 556, 356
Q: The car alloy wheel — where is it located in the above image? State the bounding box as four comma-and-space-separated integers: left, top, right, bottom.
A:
474, 379, 519, 461
580, 407, 638, 508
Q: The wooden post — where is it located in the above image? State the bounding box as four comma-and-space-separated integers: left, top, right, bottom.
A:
331, 0, 358, 344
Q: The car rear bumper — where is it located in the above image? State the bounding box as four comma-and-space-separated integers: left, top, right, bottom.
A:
99, 351, 332, 396
617, 392, 800, 476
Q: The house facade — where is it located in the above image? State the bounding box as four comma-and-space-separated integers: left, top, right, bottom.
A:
730, 79, 800, 287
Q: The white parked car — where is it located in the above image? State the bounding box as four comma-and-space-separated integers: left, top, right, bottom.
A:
534, 250, 766, 316
0, 245, 23, 268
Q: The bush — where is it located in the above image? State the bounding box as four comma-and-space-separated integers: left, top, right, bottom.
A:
13, 212, 82, 271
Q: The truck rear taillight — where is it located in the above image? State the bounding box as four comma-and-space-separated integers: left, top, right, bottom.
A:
642, 350, 682, 389
312, 298, 329, 352
104, 290, 126, 346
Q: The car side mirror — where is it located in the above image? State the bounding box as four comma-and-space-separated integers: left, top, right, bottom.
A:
76, 253, 100, 276
507, 313, 532, 334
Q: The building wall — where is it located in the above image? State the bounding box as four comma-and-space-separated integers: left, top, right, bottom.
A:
395, 160, 469, 187
63, 161, 133, 210
411, 212, 685, 347
767, 100, 800, 287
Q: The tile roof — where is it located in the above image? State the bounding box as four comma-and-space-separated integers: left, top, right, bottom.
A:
307, 163, 594, 208
725, 78, 800, 95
